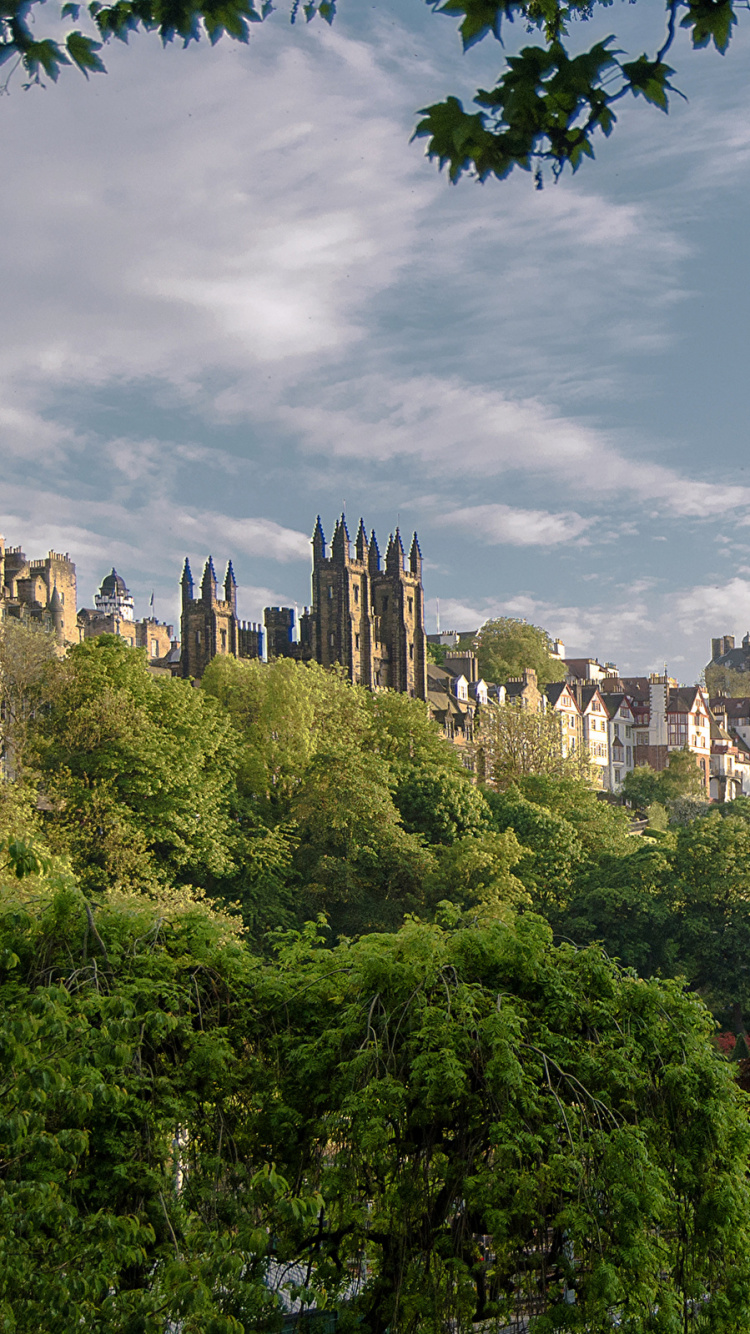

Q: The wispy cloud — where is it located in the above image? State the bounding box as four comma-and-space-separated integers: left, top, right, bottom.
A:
443, 503, 593, 546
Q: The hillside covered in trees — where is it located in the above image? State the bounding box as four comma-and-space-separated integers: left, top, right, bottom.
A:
3, 628, 750, 1332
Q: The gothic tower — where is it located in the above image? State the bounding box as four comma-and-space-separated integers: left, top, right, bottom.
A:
306, 515, 426, 699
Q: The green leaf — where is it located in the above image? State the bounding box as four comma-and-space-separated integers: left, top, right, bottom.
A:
22, 38, 70, 80
65, 29, 106, 73
621, 55, 678, 111
680, 0, 737, 54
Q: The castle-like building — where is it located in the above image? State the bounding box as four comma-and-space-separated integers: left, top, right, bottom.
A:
0, 538, 77, 647
179, 514, 427, 699
78, 568, 175, 667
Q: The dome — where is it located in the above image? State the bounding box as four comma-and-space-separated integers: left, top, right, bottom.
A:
99, 568, 130, 597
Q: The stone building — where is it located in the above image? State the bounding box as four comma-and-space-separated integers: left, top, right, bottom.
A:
78, 568, 176, 667
179, 557, 263, 680
708, 633, 750, 677
299, 515, 427, 699
178, 514, 427, 698
0, 538, 77, 646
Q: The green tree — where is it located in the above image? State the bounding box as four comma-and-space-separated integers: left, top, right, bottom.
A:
0, 619, 58, 779
202, 656, 464, 937
555, 842, 679, 977
705, 661, 750, 697
475, 615, 560, 687
259, 913, 750, 1334
395, 766, 493, 845
516, 773, 632, 858
670, 810, 750, 1025
28, 635, 237, 893
483, 783, 585, 912
622, 749, 706, 812
478, 699, 589, 788
4, 0, 743, 189
0, 855, 322, 1334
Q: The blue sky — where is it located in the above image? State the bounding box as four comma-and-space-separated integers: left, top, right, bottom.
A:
3, 0, 750, 680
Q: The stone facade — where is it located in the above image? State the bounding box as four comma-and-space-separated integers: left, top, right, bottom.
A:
177, 514, 427, 699
78, 569, 175, 666
180, 557, 264, 680
0, 538, 77, 646
299, 516, 427, 699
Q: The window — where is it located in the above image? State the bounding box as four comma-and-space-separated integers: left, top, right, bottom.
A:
330, 633, 335, 647
328, 585, 334, 599
626, 746, 632, 765
614, 723, 620, 738
353, 584, 359, 604
408, 596, 413, 614
382, 596, 389, 613
625, 726, 631, 738
355, 632, 360, 649
409, 643, 414, 660
151, 638, 158, 657
615, 768, 622, 783
221, 628, 227, 651
196, 629, 201, 646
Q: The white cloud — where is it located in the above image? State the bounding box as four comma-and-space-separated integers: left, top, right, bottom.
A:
278, 371, 750, 519
443, 503, 592, 547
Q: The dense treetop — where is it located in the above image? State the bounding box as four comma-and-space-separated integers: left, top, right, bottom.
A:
3, 625, 750, 1327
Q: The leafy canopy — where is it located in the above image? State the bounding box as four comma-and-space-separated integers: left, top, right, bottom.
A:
475, 615, 561, 687
2, 0, 743, 185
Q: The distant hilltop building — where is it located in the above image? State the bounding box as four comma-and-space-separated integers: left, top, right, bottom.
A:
179, 557, 264, 680
78, 568, 176, 669
0, 537, 77, 646
708, 633, 750, 677
179, 514, 427, 700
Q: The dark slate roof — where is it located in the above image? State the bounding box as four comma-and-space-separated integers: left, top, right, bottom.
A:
577, 685, 603, 710
99, 568, 129, 596
711, 646, 750, 672
599, 692, 629, 719
711, 696, 750, 720
545, 682, 579, 710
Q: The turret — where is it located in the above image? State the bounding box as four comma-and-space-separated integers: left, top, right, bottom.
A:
224, 560, 237, 610
355, 518, 368, 563
409, 532, 422, 578
385, 529, 405, 575
368, 529, 380, 576
201, 556, 217, 602
181, 557, 194, 605
49, 583, 64, 647
312, 515, 326, 563
331, 514, 350, 566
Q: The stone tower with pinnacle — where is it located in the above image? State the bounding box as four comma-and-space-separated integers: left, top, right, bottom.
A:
180, 556, 263, 679
301, 514, 427, 698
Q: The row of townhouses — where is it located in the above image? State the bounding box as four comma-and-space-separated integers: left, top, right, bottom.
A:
426, 633, 745, 800
1, 518, 749, 800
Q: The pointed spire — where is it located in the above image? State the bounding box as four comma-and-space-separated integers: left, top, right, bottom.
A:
355, 518, 368, 563
409, 531, 422, 577
312, 515, 326, 562
224, 560, 237, 609
332, 513, 350, 566
368, 529, 380, 575
386, 528, 405, 574
201, 556, 218, 602
181, 557, 194, 604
